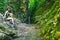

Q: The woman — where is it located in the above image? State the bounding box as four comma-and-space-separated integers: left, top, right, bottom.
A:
4, 8, 15, 26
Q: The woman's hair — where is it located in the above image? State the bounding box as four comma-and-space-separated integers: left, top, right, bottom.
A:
6, 8, 11, 13
8, 9, 11, 13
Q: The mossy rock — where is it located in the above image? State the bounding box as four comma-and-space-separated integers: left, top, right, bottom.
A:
0, 33, 6, 40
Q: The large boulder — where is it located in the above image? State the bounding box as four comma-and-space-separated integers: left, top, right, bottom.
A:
0, 13, 21, 40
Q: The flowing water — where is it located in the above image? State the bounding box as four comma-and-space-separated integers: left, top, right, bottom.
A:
14, 23, 40, 40
0, 14, 40, 40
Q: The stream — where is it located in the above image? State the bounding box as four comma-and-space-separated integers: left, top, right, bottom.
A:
0, 14, 40, 40
14, 23, 40, 40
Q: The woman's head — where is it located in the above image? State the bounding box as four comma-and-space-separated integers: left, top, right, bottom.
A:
6, 8, 11, 13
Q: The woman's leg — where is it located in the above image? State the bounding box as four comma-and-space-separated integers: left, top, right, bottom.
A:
7, 17, 14, 24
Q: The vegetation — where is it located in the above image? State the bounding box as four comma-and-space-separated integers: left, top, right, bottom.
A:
32, 0, 60, 40
0, 0, 60, 40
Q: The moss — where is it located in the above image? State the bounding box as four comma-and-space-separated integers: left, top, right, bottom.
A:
0, 25, 5, 31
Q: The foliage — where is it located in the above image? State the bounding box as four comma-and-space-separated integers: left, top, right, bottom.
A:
0, 0, 8, 13
32, 0, 60, 40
